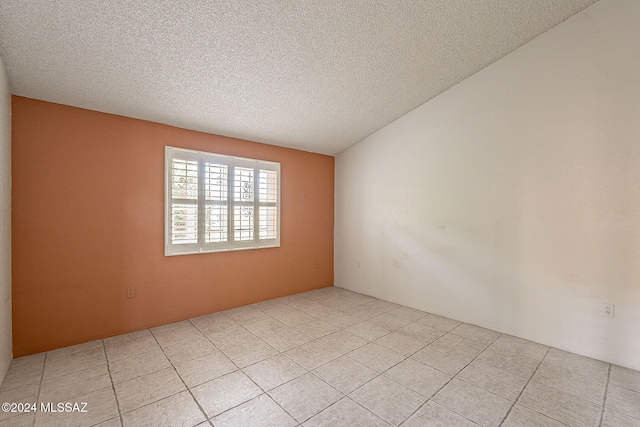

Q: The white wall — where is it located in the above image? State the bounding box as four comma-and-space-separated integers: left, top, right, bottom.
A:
0, 55, 12, 382
335, 0, 640, 370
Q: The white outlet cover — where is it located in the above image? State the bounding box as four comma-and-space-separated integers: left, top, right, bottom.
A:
603, 303, 615, 318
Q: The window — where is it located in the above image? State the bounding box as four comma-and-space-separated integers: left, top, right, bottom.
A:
165, 146, 280, 255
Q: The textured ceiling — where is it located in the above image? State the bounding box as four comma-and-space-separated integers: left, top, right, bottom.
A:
0, 0, 597, 155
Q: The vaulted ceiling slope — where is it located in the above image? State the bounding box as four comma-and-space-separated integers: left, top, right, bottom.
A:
0, 1, 597, 155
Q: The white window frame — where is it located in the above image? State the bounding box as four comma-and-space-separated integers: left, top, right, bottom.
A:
165, 146, 281, 256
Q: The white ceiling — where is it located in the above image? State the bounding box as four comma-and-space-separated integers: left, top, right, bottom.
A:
0, 0, 597, 155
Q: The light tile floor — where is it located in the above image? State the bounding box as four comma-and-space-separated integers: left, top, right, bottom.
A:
1, 287, 639, 427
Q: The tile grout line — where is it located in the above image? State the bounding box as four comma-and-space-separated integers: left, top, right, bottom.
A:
498, 347, 551, 426
231, 296, 374, 425
598, 364, 612, 427
262, 296, 453, 425
187, 316, 303, 425
397, 332, 503, 427
278, 292, 400, 425
148, 327, 212, 425
30, 351, 48, 427
191, 291, 395, 425
101, 340, 124, 427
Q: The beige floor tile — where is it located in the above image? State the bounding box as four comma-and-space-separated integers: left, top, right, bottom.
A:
411, 344, 474, 375
457, 360, 528, 401
432, 333, 488, 358
368, 313, 413, 331
94, 417, 123, 427
293, 319, 340, 339
611, 364, 640, 393
259, 328, 311, 352
450, 324, 501, 345
314, 330, 368, 354
346, 321, 391, 341
387, 306, 427, 322
313, 355, 378, 394
244, 318, 293, 338
323, 312, 361, 329
0, 363, 43, 391
276, 296, 319, 311
347, 343, 405, 373
602, 409, 640, 427
5, 352, 46, 370
489, 335, 549, 362
205, 328, 258, 351
108, 349, 171, 384
402, 401, 480, 427
104, 330, 152, 346
302, 397, 389, 427
300, 303, 340, 319
375, 332, 428, 356
543, 348, 609, 383
606, 384, 640, 420
433, 378, 512, 427
34, 387, 118, 427
502, 405, 567, 427
341, 292, 377, 305
0, 382, 39, 422
474, 347, 539, 379
532, 360, 606, 404
269, 373, 342, 423
284, 340, 344, 370
191, 371, 262, 418
224, 306, 271, 325
150, 320, 192, 334
518, 381, 601, 427
347, 304, 390, 320
174, 352, 236, 388
212, 394, 296, 427
384, 358, 451, 398
45, 342, 107, 379
254, 302, 298, 318
362, 299, 400, 313
222, 339, 278, 368
0, 353, 45, 391
396, 322, 445, 343
243, 355, 307, 391
415, 314, 461, 332
39, 364, 111, 403
271, 309, 317, 328
161, 335, 218, 365
151, 322, 204, 348
46, 340, 104, 357
0, 412, 35, 427
104, 332, 159, 363
349, 375, 426, 426
190, 314, 237, 335
319, 298, 358, 312
115, 367, 185, 413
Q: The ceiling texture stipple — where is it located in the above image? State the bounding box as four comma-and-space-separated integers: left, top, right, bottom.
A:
0, 0, 597, 155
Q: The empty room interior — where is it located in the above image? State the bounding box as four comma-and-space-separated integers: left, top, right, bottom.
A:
0, 0, 639, 426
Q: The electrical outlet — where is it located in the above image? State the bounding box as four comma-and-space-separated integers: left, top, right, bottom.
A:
313, 261, 319, 269
357, 262, 361, 269
603, 303, 614, 318
126, 287, 135, 298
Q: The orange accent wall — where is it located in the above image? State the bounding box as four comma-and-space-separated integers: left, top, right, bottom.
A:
11, 96, 334, 357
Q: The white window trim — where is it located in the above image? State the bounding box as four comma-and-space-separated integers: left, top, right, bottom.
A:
165, 146, 281, 256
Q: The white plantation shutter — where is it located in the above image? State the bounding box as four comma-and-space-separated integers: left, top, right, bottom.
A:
165, 147, 280, 255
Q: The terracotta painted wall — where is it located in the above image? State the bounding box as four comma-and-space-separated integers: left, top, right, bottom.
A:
12, 96, 334, 357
